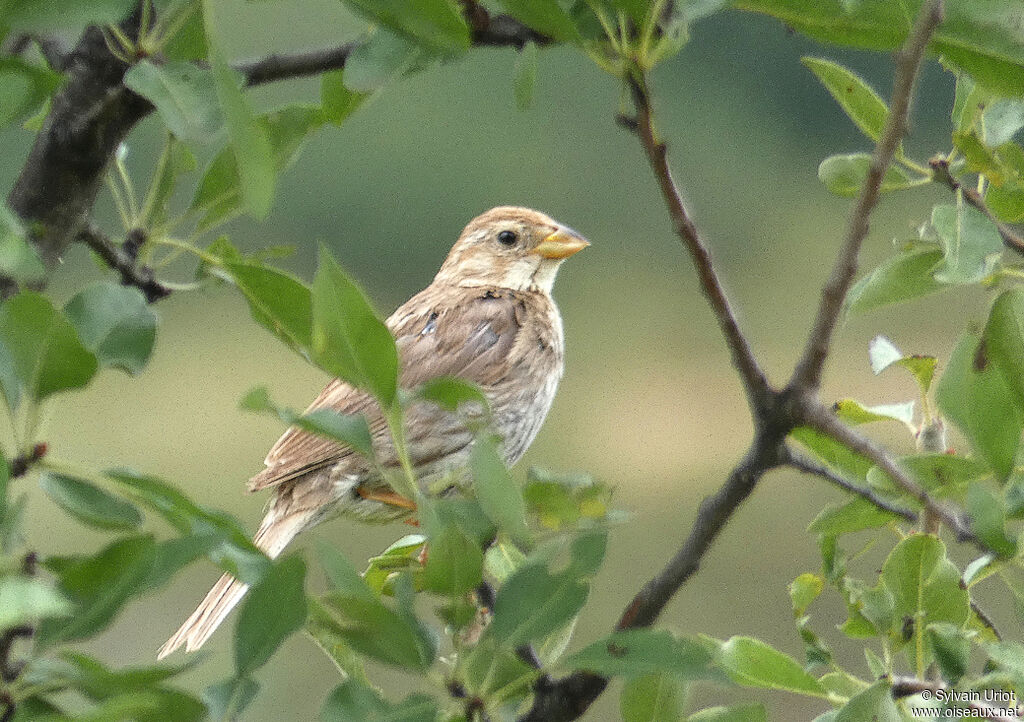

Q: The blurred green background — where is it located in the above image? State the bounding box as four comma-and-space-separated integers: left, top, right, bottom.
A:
0, 1, 1017, 719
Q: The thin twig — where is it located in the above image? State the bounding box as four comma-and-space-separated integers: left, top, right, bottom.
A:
801, 402, 984, 548
624, 72, 771, 411
236, 43, 359, 87
785, 446, 918, 523
791, 0, 945, 390
970, 600, 1002, 642
929, 157, 1024, 255
77, 224, 171, 303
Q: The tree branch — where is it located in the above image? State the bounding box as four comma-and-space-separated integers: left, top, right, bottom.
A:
77, 224, 171, 303
791, 0, 945, 390
3, 8, 547, 294
799, 401, 985, 548
929, 157, 1024, 255
784, 445, 918, 523
623, 72, 771, 412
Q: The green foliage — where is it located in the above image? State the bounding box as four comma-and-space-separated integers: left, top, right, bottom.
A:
0, 1, 1022, 720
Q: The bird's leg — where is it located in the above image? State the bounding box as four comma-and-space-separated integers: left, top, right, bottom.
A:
355, 485, 418, 511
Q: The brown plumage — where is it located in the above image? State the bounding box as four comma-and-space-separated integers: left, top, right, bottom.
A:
158, 206, 588, 658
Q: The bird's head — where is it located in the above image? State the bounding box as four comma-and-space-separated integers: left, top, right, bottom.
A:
434, 206, 590, 293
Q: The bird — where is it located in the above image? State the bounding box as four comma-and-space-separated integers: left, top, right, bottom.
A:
158, 206, 589, 658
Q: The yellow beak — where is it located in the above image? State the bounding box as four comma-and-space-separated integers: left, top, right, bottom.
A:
533, 228, 591, 259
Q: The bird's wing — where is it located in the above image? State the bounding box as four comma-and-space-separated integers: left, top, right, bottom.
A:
247, 287, 524, 491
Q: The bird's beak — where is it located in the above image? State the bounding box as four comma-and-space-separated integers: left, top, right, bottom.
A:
533, 228, 591, 259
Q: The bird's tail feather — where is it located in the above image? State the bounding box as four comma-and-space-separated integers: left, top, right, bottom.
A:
157, 507, 311, 659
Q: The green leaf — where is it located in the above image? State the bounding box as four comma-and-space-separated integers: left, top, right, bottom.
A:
733, 0, 1024, 95
342, 0, 470, 52
489, 561, 588, 648
833, 399, 914, 428
500, 0, 581, 43
716, 636, 827, 697
817, 153, 919, 196
361, 534, 425, 595
321, 70, 367, 125
54, 650, 200, 700
203, 676, 259, 721
314, 544, 436, 670
985, 99, 1024, 146
567, 629, 717, 680
0, 205, 45, 284
242, 386, 374, 457
0, 575, 71, 630
931, 203, 1004, 284
122, 60, 222, 143
224, 262, 312, 353
483, 538, 525, 583
311, 246, 398, 405
235, 556, 307, 676
106, 470, 270, 584
866, 334, 938, 393
621, 672, 685, 722
936, 332, 1022, 480
866, 453, 986, 501
790, 573, 824, 616
514, 41, 538, 110
190, 104, 324, 231
204, 17, 275, 220
470, 435, 530, 543
988, 182, 1024, 223
808, 498, 901, 536
834, 680, 900, 722
38, 535, 158, 647
802, 58, 890, 142
343, 28, 431, 93
881, 535, 969, 651
140, 136, 197, 230
985, 288, 1024, 417
790, 426, 873, 481
64, 283, 157, 374
0, 292, 98, 409
845, 249, 945, 313
39, 472, 143, 531
926, 622, 971, 682
967, 483, 1017, 557
689, 704, 767, 722
0, 57, 61, 128
416, 376, 489, 413
422, 524, 482, 597
321, 679, 438, 722
0, 0, 137, 31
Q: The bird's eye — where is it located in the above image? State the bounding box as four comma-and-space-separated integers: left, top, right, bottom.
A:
497, 230, 517, 246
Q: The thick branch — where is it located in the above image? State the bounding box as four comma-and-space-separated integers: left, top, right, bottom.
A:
77, 224, 171, 303
785, 446, 917, 523
4, 10, 546, 294
929, 157, 1024, 255
791, 0, 945, 390
624, 73, 770, 411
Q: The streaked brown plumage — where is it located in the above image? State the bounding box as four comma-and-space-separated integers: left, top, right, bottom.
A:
158, 206, 588, 658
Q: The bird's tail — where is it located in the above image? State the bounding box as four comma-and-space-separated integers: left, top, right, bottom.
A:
157, 507, 312, 659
